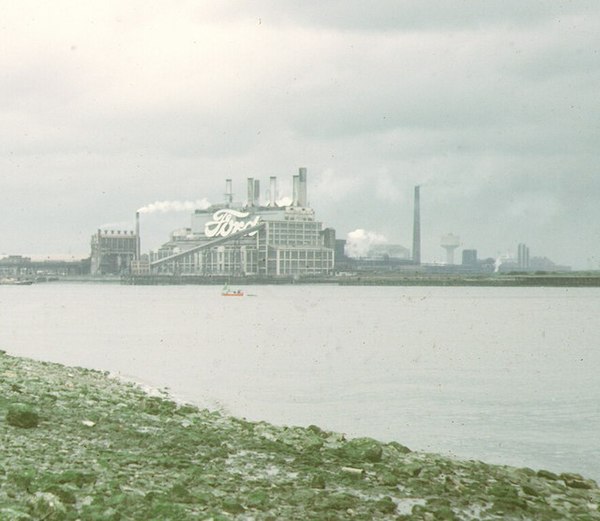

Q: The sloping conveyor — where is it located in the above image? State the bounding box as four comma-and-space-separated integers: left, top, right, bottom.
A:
149, 222, 266, 269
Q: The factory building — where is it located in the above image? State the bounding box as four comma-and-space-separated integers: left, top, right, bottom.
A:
149, 168, 335, 277
90, 229, 138, 275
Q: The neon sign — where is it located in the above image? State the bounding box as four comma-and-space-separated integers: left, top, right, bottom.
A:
204, 209, 261, 238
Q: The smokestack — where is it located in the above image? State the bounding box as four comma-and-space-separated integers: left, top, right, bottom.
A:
225, 179, 233, 206
247, 177, 254, 207
412, 186, 421, 265
292, 175, 299, 206
254, 179, 260, 206
135, 211, 141, 260
269, 176, 277, 206
298, 167, 307, 207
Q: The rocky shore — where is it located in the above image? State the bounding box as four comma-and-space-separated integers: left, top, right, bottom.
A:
1, 350, 599, 520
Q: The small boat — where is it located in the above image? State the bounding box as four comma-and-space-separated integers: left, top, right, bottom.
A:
0, 278, 34, 286
222, 284, 244, 297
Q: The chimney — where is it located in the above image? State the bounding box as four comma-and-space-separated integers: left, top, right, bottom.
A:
225, 178, 233, 206
135, 211, 141, 260
254, 179, 260, 206
412, 186, 421, 265
298, 167, 307, 207
269, 176, 277, 206
247, 177, 254, 207
292, 175, 299, 206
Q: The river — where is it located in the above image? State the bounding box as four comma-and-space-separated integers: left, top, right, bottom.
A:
1, 283, 599, 481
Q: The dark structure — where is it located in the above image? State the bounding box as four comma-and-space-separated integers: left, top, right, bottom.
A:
412, 185, 421, 265
462, 249, 478, 267
518, 243, 530, 270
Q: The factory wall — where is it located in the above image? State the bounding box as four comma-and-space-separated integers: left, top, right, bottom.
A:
90, 229, 138, 275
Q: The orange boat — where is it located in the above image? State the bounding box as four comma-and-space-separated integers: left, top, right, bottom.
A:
222, 284, 244, 297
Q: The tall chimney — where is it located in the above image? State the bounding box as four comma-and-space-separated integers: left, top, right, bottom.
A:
269, 176, 277, 206
254, 179, 260, 206
247, 177, 254, 207
412, 185, 421, 265
225, 178, 233, 206
292, 175, 300, 206
298, 167, 307, 207
135, 211, 141, 260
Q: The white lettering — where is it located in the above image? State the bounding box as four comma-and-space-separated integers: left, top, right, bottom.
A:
205, 209, 261, 238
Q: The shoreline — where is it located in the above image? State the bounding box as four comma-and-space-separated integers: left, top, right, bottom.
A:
1, 350, 599, 520
26, 271, 600, 287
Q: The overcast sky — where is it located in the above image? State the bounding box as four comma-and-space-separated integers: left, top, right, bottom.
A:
2, 1, 599, 268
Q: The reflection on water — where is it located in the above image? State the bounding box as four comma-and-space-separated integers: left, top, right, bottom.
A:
1, 283, 599, 480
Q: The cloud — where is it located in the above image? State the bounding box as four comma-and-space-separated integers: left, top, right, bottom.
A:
0, 2, 599, 268
310, 168, 364, 204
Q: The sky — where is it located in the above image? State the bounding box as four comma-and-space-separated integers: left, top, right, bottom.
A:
1, 1, 599, 268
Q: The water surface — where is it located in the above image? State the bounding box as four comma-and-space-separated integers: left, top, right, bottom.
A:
1, 283, 598, 480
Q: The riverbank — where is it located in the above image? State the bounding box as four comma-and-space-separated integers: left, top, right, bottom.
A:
119, 272, 600, 287
1, 351, 599, 520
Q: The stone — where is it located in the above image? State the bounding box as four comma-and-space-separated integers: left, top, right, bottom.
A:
6, 404, 39, 428
342, 437, 384, 463
27, 492, 66, 520
246, 490, 269, 510
316, 492, 358, 511
387, 441, 411, 454
375, 496, 397, 514
221, 497, 245, 514
563, 477, 593, 490
310, 474, 326, 489
537, 469, 560, 481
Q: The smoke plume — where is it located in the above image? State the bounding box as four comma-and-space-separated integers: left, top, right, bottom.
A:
345, 229, 388, 258
276, 196, 293, 207
137, 198, 211, 214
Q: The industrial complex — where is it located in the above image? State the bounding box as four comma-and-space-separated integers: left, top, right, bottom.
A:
1, 167, 575, 283
86, 167, 568, 279
145, 169, 336, 278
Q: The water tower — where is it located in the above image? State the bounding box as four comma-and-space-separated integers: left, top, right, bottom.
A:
441, 233, 460, 265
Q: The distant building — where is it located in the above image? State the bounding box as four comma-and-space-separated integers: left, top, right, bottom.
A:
0, 256, 32, 278
321, 228, 336, 250
90, 229, 138, 275
333, 241, 412, 272
517, 243, 530, 270
335, 240, 348, 262
364, 244, 410, 260
462, 249, 478, 267
0, 255, 89, 278
529, 256, 571, 272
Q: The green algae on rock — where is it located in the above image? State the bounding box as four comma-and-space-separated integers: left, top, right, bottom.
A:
6, 404, 39, 429
1, 349, 599, 520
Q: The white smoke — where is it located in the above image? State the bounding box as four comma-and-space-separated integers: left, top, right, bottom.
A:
98, 220, 132, 231
276, 196, 293, 206
494, 257, 503, 273
345, 229, 388, 258
137, 198, 211, 214
494, 253, 514, 273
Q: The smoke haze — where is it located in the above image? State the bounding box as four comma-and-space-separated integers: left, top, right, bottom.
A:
345, 229, 389, 258
137, 199, 211, 215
